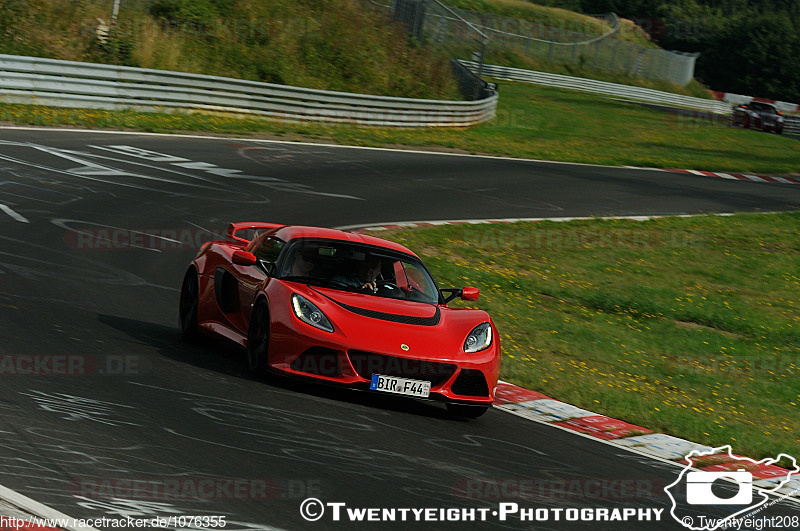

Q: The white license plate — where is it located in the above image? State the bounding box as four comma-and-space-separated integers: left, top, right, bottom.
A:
370, 374, 430, 398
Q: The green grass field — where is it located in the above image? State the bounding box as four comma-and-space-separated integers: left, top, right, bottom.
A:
377, 213, 800, 461
2, 80, 798, 174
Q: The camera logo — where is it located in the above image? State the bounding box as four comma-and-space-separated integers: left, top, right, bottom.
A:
665, 445, 798, 531
686, 469, 752, 505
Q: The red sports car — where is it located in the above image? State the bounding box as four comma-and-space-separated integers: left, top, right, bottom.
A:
179, 222, 501, 417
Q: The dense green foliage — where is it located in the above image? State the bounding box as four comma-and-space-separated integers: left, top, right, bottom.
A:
579, 0, 800, 100
0, 0, 460, 99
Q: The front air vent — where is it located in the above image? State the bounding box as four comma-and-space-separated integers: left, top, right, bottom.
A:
451, 369, 490, 397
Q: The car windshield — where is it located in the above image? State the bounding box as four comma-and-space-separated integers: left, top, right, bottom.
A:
279, 239, 439, 304
750, 102, 775, 113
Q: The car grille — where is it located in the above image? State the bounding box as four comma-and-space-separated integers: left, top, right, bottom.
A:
347, 351, 456, 387
451, 369, 490, 397
290, 347, 341, 377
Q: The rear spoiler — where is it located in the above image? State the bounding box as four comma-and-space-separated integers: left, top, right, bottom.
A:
227, 222, 284, 243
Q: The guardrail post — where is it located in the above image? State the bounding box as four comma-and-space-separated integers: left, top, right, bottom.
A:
111, 0, 121, 26
628, 46, 636, 73
571, 35, 579, 63
473, 39, 488, 100
609, 41, 619, 70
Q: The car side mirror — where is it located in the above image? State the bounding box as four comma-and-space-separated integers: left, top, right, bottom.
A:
461, 287, 480, 301
232, 250, 257, 266
441, 287, 480, 304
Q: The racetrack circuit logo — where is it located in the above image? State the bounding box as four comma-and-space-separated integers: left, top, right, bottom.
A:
664, 445, 799, 530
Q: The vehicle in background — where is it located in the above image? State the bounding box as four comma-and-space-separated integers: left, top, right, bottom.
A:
732, 101, 785, 134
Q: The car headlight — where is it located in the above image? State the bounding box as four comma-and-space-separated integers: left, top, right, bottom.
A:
464, 322, 492, 353
291, 294, 334, 333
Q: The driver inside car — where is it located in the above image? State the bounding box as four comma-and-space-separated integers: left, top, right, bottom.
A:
334, 255, 382, 292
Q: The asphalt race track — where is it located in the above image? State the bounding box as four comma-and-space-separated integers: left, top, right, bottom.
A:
1, 128, 799, 530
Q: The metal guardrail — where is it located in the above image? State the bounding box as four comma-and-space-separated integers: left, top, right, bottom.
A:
464, 61, 731, 114
469, 60, 800, 134
0, 54, 497, 128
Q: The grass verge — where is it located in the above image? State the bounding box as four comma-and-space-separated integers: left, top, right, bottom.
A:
2, 80, 798, 175
378, 213, 800, 460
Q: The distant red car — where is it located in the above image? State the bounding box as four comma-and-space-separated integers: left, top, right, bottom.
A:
179, 222, 501, 417
732, 101, 785, 133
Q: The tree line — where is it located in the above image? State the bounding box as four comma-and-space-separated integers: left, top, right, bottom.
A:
571, 0, 800, 101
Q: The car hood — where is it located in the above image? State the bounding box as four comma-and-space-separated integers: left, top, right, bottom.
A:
311, 287, 440, 324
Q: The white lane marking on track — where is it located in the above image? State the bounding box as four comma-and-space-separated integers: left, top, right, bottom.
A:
21, 390, 142, 427
93, 144, 361, 199
0, 126, 676, 170
185, 221, 228, 241
28, 145, 190, 185
87, 146, 265, 188
0, 203, 29, 223
0, 152, 154, 192
249, 181, 363, 200
51, 218, 186, 253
